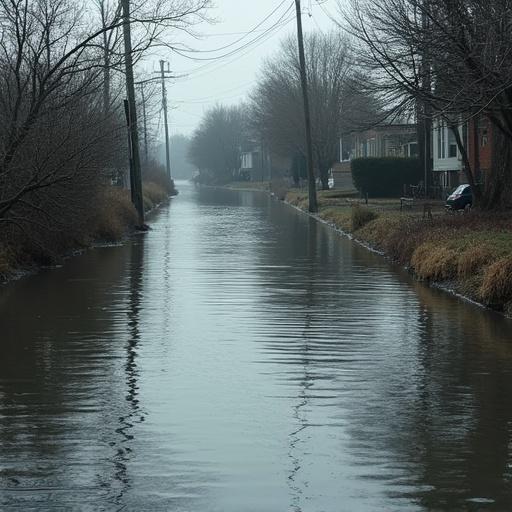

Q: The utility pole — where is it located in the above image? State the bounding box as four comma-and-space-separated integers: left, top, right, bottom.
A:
159, 59, 172, 180
139, 82, 149, 163
294, 0, 318, 213
121, 0, 144, 226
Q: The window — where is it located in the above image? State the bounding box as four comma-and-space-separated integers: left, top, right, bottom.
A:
448, 128, 457, 158
441, 123, 446, 158
437, 122, 442, 158
242, 153, 253, 169
369, 138, 376, 156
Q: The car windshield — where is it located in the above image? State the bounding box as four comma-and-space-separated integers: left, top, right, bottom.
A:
452, 185, 471, 194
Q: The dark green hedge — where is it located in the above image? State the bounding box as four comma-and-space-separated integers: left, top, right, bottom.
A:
351, 157, 422, 197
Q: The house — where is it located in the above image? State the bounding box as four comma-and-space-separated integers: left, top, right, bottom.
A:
351, 124, 418, 159
239, 143, 267, 182
432, 116, 492, 190
330, 123, 417, 190
432, 118, 464, 189
467, 116, 492, 182
239, 142, 290, 182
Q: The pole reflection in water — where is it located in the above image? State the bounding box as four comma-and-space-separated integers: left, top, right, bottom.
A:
0, 182, 512, 511
112, 239, 145, 501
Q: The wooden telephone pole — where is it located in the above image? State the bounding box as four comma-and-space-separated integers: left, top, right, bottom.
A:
159, 60, 172, 180
139, 82, 149, 163
121, 0, 144, 226
294, 0, 318, 213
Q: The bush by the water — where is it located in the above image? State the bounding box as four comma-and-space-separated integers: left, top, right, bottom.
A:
351, 204, 378, 231
351, 157, 422, 197
480, 257, 512, 305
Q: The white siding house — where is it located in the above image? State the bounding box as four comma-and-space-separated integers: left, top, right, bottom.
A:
432, 119, 465, 188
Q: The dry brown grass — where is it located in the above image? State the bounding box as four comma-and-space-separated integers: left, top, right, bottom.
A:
357, 214, 424, 264
457, 245, 497, 279
411, 242, 459, 281
319, 207, 352, 232
143, 181, 168, 211
91, 187, 138, 241
479, 257, 512, 305
0, 182, 173, 281
351, 204, 378, 231
285, 190, 310, 210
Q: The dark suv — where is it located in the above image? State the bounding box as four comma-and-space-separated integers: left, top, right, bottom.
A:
446, 184, 472, 211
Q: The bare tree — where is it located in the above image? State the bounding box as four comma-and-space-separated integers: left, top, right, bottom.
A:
188, 105, 248, 184
0, 0, 211, 230
251, 31, 376, 189
343, 0, 512, 209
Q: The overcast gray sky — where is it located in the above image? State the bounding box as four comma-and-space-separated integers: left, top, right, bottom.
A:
146, 0, 339, 139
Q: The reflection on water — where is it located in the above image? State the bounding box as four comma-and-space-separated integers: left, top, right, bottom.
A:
1, 183, 512, 511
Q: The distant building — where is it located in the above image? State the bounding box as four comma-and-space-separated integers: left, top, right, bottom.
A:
351, 124, 418, 159
239, 141, 290, 182
239, 142, 267, 182
330, 123, 417, 190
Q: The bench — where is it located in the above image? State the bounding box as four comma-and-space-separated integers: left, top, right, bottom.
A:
400, 197, 414, 211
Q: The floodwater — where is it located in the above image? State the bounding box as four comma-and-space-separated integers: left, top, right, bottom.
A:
1, 183, 512, 512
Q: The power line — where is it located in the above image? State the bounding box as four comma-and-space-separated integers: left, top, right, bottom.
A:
174, 12, 296, 81
175, 91, 248, 105
176, 0, 289, 54
172, 3, 295, 62
316, 0, 338, 24
174, 80, 256, 103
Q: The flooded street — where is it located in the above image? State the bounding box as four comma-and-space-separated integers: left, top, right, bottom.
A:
1, 182, 512, 511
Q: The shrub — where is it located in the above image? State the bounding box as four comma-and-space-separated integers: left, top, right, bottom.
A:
319, 207, 352, 232
479, 257, 512, 305
351, 157, 422, 197
285, 191, 309, 209
91, 187, 138, 241
142, 159, 176, 196
411, 242, 458, 280
143, 181, 169, 210
457, 245, 496, 279
351, 204, 378, 231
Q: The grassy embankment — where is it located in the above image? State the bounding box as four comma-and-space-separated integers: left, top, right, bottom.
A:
0, 180, 172, 281
285, 188, 512, 316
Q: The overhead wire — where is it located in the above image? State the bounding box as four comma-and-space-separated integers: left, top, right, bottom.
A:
171, 12, 296, 83
174, 80, 256, 103
176, 0, 289, 54
316, 0, 338, 24
172, 2, 295, 62
168, 0, 336, 133
175, 11, 296, 80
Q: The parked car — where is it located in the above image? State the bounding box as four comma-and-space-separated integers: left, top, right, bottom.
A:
445, 184, 472, 210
